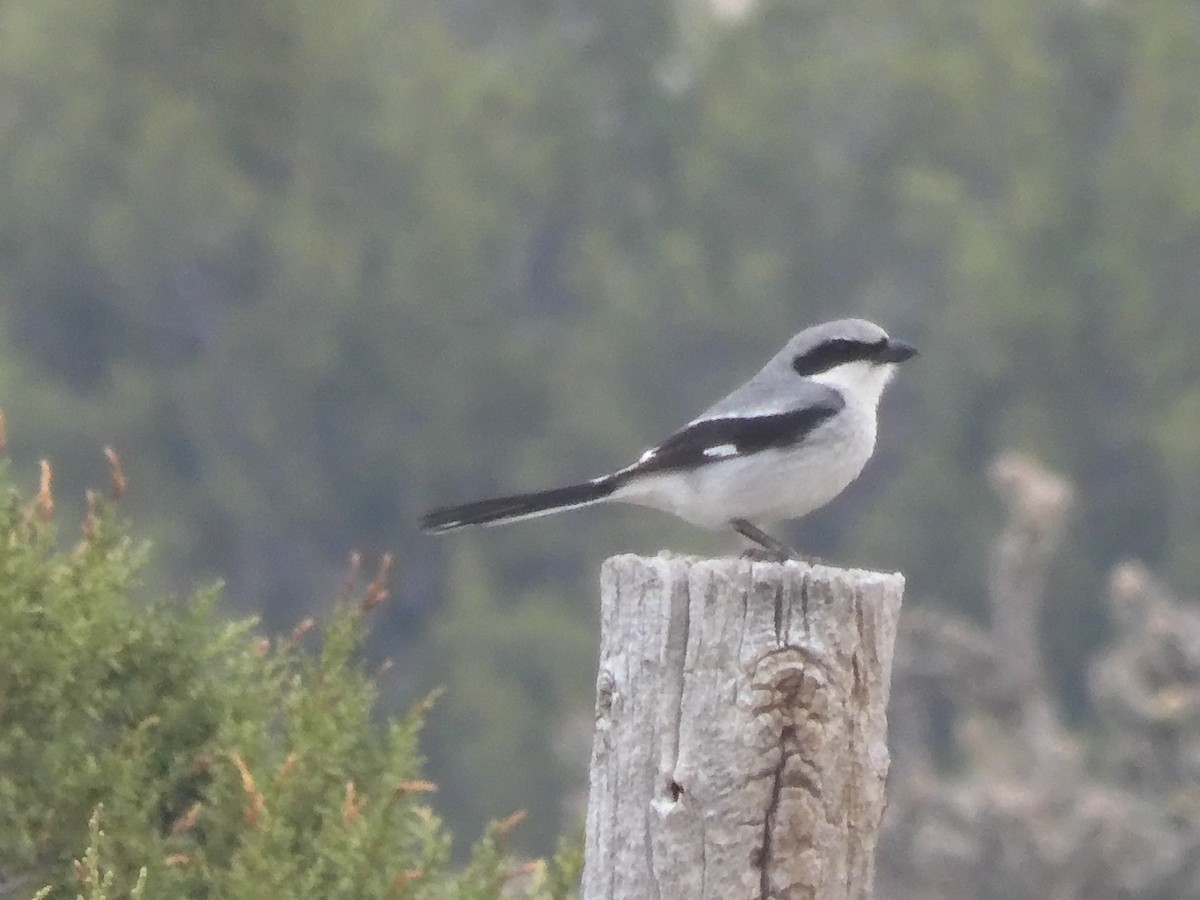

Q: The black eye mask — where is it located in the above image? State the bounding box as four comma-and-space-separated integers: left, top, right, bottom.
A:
792, 338, 889, 377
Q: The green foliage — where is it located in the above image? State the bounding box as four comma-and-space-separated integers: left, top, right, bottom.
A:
0, 460, 579, 898
29, 809, 149, 900
425, 544, 595, 853
3, 0, 1200, 859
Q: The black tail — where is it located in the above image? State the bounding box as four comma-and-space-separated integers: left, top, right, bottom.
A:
420, 477, 618, 534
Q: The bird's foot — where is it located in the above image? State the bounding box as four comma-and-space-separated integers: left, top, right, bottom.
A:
740, 546, 792, 563
730, 519, 802, 563
738, 547, 827, 565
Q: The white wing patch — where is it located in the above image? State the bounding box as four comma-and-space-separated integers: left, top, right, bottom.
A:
702, 443, 739, 459
638, 447, 658, 463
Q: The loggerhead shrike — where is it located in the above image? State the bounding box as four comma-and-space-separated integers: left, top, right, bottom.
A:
420, 318, 916, 559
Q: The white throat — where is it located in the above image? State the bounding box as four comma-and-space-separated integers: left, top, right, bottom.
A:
810, 360, 897, 409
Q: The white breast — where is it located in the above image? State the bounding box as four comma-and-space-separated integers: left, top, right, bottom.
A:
613, 402, 877, 529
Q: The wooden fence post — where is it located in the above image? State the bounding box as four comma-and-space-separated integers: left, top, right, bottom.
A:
582, 554, 904, 900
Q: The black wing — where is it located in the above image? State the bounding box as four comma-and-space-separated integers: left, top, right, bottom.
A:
623, 395, 844, 479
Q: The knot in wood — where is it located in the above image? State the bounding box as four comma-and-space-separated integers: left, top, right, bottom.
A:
750, 648, 829, 724
595, 668, 617, 718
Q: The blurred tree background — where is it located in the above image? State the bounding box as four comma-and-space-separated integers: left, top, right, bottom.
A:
1, 0, 1198, 856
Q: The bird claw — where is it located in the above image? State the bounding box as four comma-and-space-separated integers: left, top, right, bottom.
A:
730, 518, 805, 563
740, 546, 793, 563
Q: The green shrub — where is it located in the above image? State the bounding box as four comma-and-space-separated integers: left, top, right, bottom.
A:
0, 453, 581, 899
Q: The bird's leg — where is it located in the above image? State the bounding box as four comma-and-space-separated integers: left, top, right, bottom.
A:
730, 519, 799, 563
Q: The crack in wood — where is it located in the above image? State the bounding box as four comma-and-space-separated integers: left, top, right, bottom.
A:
774, 579, 784, 643
758, 725, 795, 899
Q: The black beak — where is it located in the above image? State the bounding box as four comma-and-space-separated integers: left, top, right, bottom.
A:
877, 339, 918, 364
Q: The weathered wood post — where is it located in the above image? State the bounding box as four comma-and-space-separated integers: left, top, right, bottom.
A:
583, 555, 904, 900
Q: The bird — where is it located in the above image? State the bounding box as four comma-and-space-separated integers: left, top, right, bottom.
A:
420, 318, 916, 559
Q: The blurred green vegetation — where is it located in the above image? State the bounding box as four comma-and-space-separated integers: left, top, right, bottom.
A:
1, 0, 1198, 854
0, 459, 582, 897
